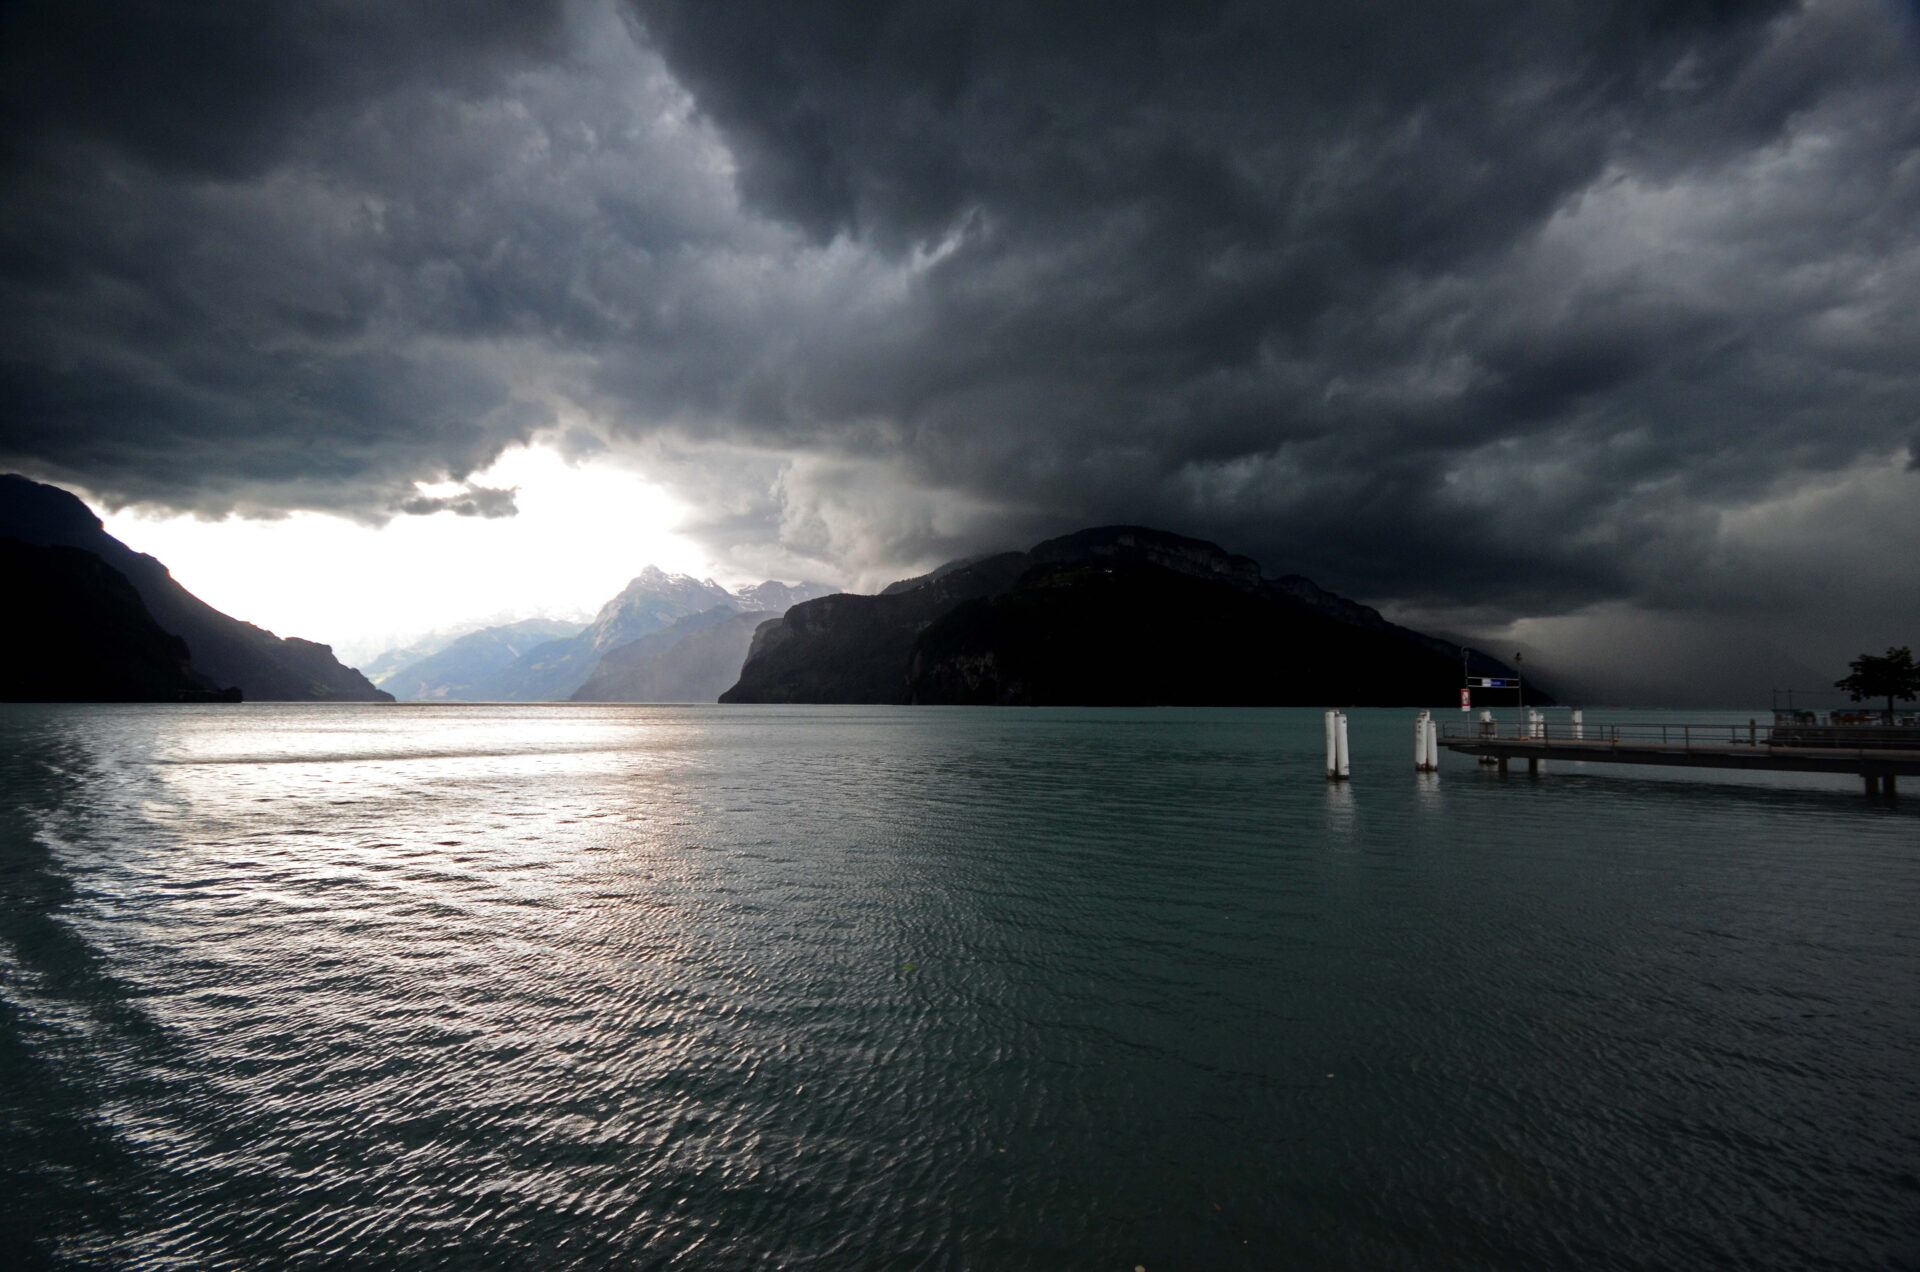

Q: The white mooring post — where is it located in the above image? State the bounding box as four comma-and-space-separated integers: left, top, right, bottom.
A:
1426, 714, 1440, 771
1572, 708, 1584, 741
1326, 710, 1352, 781
1528, 709, 1544, 739
1414, 711, 1429, 770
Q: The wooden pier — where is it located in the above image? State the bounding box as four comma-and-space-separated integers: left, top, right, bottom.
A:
1439, 721, 1920, 798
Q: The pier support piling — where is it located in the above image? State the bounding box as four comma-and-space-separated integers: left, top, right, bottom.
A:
1864, 773, 1881, 797
1527, 757, 1540, 775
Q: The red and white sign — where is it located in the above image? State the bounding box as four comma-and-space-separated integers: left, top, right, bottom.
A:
1460, 688, 1471, 711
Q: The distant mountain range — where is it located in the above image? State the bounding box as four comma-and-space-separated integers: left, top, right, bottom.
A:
570, 608, 777, 704
723, 525, 1538, 707
485, 568, 740, 701
375, 618, 587, 701
2, 475, 1533, 710
359, 631, 463, 685
1, 475, 389, 702
374, 570, 835, 701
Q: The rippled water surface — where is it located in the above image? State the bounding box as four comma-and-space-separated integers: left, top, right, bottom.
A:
1, 704, 1915, 1268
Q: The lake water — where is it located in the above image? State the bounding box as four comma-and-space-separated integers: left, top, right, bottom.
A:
1, 704, 1915, 1268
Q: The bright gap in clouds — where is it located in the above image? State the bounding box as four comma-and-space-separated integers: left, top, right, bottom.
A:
97, 447, 719, 667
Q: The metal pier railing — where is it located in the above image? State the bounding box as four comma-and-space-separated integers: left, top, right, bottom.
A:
1435, 718, 1920, 796
1439, 720, 1920, 753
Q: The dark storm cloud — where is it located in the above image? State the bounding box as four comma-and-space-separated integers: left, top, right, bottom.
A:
628, 0, 1920, 607
396, 483, 519, 519
0, 2, 569, 178
0, 0, 581, 519
638, 0, 1788, 247
1, 0, 1916, 662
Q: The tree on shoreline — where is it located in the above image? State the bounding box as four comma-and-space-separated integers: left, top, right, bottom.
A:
1834, 647, 1919, 724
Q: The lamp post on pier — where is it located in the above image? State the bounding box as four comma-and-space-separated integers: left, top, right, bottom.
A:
1514, 651, 1524, 732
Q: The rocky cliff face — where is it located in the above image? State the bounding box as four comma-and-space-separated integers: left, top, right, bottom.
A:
724, 526, 1539, 707
0, 474, 390, 701
584, 568, 737, 652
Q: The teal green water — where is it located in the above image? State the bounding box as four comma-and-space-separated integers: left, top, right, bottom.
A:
1, 704, 1915, 1268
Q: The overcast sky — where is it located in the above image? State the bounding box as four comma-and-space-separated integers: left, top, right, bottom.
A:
2, 0, 1916, 692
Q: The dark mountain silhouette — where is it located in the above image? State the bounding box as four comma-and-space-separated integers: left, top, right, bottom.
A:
723, 553, 1032, 703
0, 538, 236, 701
723, 526, 1539, 706
876, 554, 995, 595
0, 474, 390, 701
